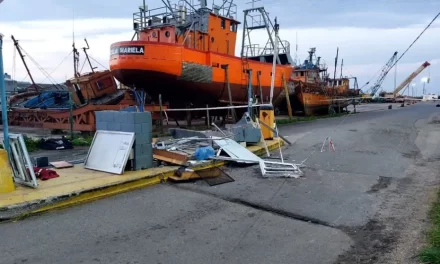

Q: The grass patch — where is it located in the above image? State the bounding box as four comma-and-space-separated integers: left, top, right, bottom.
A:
419, 190, 440, 263
276, 112, 350, 125
70, 136, 93, 147
0, 138, 40, 152
23, 136, 40, 152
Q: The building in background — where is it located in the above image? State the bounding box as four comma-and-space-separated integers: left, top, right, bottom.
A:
422, 94, 438, 101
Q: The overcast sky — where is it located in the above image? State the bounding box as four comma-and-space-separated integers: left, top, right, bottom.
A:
0, 0, 439, 95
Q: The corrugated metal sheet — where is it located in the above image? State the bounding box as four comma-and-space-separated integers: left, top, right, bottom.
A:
179, 62, 212, 83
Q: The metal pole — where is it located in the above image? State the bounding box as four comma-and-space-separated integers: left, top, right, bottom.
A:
247, 69, 253, 119
282, 73, 293, 118
257, 71, 263, 104
269, 18, 279, 104
206, 104, 210, 128
222, 64, 236, 123
11, 35, 39, 92
0, 33, 9, 155
159, 94, 163, 134
69, 91, 74, 139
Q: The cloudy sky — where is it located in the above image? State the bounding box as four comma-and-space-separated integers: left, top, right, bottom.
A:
0, 0, 439, 95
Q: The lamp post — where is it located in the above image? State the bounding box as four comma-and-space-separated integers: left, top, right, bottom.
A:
0, 33, 10, 155
421, 77, 428, 95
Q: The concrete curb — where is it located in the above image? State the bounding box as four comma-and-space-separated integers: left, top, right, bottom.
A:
0, 141, 282, 222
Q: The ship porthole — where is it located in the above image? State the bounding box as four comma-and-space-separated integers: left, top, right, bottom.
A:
211, 37, 214, 43
165, 31, 170, 37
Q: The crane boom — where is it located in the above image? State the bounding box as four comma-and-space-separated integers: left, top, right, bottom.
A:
368, 51, 398, 96
393, 61, 430, 97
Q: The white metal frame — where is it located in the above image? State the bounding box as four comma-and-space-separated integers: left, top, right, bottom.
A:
84, 130, 135, 174
259, 160, 302, 178
6, 133, 38, 188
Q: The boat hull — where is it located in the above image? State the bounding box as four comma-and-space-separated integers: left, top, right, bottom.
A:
299, 92, 330, 116
110, 41, 293, 106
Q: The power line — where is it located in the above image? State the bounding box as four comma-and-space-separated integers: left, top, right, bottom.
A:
391, 12, 440, 68
361, 12, 439, 92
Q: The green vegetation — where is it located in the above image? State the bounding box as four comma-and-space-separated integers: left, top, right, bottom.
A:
419, 190, 440, 263
23, 136, 40, 152
276, 112, 351, 125
0, 135, 95, 153
70, 136, 93, 147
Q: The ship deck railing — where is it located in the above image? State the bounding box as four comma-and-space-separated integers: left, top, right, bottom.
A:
243, 41, 290, 57
133, 1, 237, 31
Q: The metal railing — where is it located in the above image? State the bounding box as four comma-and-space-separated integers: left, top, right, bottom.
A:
243, 40, 291, 57
133, 0, 237, 31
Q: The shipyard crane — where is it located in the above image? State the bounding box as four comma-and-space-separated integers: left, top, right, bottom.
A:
365, 51, 398, 97
393, 61, 430, 97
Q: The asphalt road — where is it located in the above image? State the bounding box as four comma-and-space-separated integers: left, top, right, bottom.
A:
2, 102, 440, 264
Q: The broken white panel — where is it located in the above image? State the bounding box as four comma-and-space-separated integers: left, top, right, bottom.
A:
84, 130, 135, 174
213, 138, 261, 164
259, 160, 303, 178
6, 133, 38, 188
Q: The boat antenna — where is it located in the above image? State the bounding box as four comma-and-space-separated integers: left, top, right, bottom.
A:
294, 31, 299, 65
11, 35, 38, 92
82, 38, 97, 73
72, 7, 80, 77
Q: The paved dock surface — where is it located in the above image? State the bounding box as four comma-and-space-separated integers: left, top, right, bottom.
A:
2, 102, 440, 264
347, 102, 409, 113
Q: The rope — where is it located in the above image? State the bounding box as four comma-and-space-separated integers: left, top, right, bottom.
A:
19, 45, 60, 87
391, 12, 440, 69
300, 112, 352, 165
79, 58, 87, 74
88, 55, 109, 70
40, 51, 73, 84
164, 103, 272, 112
360, 12, 439, 93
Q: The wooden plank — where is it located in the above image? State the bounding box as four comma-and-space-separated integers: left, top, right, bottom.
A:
153, 149, 189, 165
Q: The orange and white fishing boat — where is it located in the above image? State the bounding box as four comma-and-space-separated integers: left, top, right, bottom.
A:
109, 0, 293, 107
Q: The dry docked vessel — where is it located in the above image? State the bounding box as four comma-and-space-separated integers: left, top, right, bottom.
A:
109, 0, 294, 108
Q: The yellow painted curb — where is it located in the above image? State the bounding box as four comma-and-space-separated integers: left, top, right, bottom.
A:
0, 150, 15, 193
7, 140, 283, 220
31, 174, 166, 215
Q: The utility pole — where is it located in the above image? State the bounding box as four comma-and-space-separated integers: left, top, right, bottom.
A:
0, 33, 10, 155
269, 17, 279, 105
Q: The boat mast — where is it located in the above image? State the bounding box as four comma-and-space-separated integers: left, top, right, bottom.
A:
332, 47, 339, 88
241, 3, 281, 64
331, 47, 339, 106
82, 38, 96, 73
11, 35, 38, 92
340, 58, 343, 79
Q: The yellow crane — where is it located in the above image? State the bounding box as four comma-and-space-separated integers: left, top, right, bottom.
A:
393, 61, 430, 98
